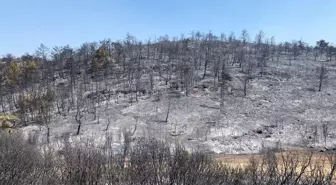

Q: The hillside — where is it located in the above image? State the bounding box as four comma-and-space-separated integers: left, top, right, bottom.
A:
1, 34, 336, 154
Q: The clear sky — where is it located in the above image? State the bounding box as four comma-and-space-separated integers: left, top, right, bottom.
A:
1, 0, 335, 56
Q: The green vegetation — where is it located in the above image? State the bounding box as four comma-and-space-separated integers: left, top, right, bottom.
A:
0, 114, 18, 133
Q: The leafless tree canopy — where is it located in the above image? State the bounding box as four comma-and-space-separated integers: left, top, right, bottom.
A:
0, 32, 334, 124
1, 133, 336, 185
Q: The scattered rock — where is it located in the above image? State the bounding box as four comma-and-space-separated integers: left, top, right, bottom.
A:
170, 81, 179, 90
232, 136, 239, 139
255, 130, 263, 134
202, 81, 212, 88
305, 87, 316, 92
319, 147, 327, 153
211, 138, 218, 141
208, 86, 218, 92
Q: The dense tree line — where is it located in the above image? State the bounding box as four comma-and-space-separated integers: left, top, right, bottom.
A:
0, 30, 335, 135
1, 133, 336, 185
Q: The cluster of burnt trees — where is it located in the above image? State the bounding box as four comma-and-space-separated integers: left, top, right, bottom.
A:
1, 132, 336, 185
0, 30, 335, 134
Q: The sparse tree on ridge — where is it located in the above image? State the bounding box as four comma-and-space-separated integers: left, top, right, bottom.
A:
317, 63, 327, 92
316, 39, 329, 59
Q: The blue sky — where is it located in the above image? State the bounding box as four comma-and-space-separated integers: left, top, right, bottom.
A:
0, 0, 335, 56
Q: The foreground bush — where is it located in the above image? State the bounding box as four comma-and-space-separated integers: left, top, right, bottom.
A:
0, 133, 335, 185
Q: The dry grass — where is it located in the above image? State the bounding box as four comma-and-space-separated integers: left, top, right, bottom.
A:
215, 149, 332, 166
215, 149, 336, 179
